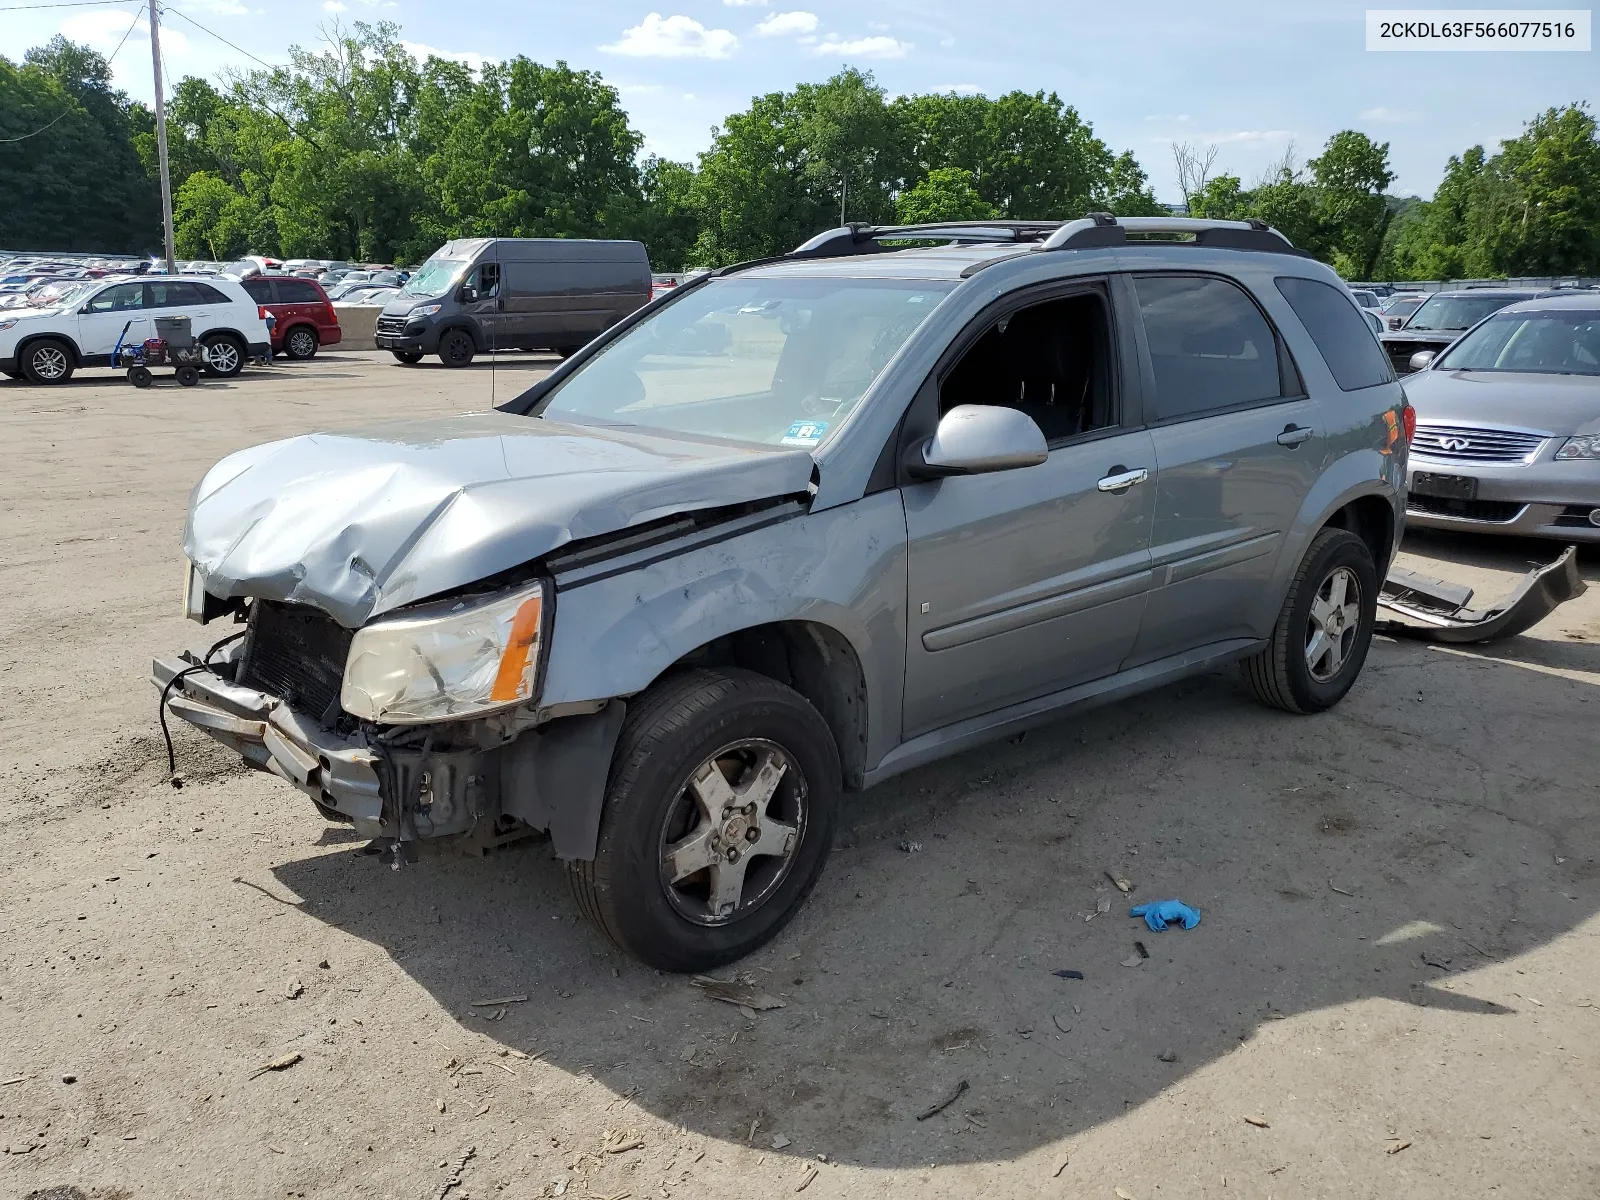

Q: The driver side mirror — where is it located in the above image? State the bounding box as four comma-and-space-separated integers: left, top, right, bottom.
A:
1408, 350, 1436, 371
458, 284, 478, 304
908, 404, 1048, 479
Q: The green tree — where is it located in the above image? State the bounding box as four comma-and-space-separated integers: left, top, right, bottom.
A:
612, 156, 700, 270
1307, 131, 1395, 278
896, 166, 996, 223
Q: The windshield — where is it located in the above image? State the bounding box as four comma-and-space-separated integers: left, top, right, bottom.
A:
1406, 294, 1529, 331
400, 259, 465, 297
28, 280, 93, 308
540, 276, 954, 447
1436, 310, 1600, 375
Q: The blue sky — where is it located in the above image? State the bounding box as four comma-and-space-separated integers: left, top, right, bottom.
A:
2, 0, 1594, 200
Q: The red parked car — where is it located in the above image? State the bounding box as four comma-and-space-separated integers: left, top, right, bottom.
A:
240, 276, 341, 360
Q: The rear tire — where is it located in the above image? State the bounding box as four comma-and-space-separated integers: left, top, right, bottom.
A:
1241, 527, 1377, 714
129, 365, 153, 388
391, 350, 424, 364
568, 668, 841, 972
176, 365, 200, 387
200, 333, 245, 377
283, 326, 318, 360
20, 338, 74, 384
439, 329, 475, 368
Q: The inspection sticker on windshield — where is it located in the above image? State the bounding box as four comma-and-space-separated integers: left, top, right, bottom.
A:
781, 420, 829, 447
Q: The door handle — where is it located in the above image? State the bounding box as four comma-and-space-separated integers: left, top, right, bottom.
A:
1277, 424, 1313, 448
1096, 466, 1150, 493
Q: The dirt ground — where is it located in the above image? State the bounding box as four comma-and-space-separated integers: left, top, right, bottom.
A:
3, 351, 1598, 1200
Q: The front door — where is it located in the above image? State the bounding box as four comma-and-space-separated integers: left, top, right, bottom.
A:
76, 281, 148, 360
462, 260, 502, 349
1121, 273, 1327, 666
901, 286, 1157, 737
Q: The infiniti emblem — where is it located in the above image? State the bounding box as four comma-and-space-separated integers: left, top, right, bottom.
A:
1438, 436, 1472, 451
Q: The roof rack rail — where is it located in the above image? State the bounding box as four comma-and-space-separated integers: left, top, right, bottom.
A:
785, 214, 1307, 261
1039, 215, 1304, 255
788, 221, 1064, 259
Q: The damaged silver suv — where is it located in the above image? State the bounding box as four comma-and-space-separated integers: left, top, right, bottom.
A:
156, 216, 1409, 971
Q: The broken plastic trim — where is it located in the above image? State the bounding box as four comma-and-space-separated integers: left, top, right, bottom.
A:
1376, 545, 1587, 643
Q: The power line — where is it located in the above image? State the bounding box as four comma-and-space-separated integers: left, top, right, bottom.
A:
0, 7, 143, 144
162, 4, 282, 74
0, 0, 128, 10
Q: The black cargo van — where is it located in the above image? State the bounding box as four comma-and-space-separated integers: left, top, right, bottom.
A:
374, 238, 652, 367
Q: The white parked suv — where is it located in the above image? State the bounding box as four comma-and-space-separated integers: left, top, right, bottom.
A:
0, 276, 271, 384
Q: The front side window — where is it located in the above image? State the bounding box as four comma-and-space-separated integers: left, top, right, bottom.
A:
541, 276, 954, 447
1436, 310, 1600, 375
1133, 275, 1283, 421
1276, 276, 1394, 391
86, 282, 145, 313
940, 291, 1116, 442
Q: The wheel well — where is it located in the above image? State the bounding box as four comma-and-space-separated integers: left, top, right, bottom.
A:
203, 328, 247, 346
16, 332, 82, 365
284, 321, 318, 343
1324, 495, 1395, 571
440, 323, 482, 351
663, 621, 869, 789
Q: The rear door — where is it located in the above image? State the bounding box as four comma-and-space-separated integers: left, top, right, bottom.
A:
75, 281, 148, 359
1123, 272, 1326, 666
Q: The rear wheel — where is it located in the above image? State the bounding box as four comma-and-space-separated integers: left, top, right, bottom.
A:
439, 329, 475, 368
391, 350, 424, 364
1241, 527, 1377, 714
128, 365, 153, 388
568, 668, 841, 972
176, 365, 200, 387
283, 326, 318, 360
20, 338, 74, 384
200, 333, 245, 378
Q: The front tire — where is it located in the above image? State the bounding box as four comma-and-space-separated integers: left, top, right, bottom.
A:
283, 326, 318, 360
391, 350, 424, 364
200, 333, 245, 377
569, 668, 841, 972
1241, 527, 1377, 714
439, 329, 475, 368
20, 338, 74, 384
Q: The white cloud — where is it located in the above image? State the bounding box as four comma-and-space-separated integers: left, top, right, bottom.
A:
723, 0, 768, 5
1360, 106, 1416, 123
932, 83, 982, 95
755, 10, 818, 37
868, 20, 889, 31
60, 11, 191, 58
1208, 129, 1292, 144
938, 35, 954, 47
402, 40, 492, 68
602, 13, 738, 58
813, 35, 909, 58
323, 0, 348, 11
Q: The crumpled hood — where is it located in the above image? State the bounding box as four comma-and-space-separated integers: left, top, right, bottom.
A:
1404, 370, 1600, 436
185, 410, 815, 627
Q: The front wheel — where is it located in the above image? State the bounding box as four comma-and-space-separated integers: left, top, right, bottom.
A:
20, 338, 74, 384
568, 668, 841, 972
439, 329, 475, 368
200, 333, 245, 378
391, 350, 424, 364
1241, 527, 1378, 714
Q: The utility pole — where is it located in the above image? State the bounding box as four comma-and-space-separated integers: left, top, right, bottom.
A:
839, 173, 847, 226
149, 0, 177, 273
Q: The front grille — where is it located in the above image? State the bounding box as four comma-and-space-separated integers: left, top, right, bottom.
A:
1407, 494, 1526, 522
375, 315, 407, 335
1411, 424, 1546, 463
236, 601, 354, 722
1554, 503, 1600, 528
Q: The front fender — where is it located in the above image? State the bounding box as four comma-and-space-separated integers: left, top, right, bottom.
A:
539, 491, 909, 771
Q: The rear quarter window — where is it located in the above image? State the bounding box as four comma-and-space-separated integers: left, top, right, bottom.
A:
1275, 276, 1395, 391
278, 280, 325, 303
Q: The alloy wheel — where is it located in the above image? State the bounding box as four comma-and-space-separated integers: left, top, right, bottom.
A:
657, 739, 807, 927
30, 345, 68, 381
204, 339, 241, 374
1305, 565, 1362, 683
287, 329, 316, 358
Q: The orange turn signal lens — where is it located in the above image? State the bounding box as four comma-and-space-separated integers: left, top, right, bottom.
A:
489, 593, 543, 703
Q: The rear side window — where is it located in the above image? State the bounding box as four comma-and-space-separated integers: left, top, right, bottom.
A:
1132, 275, 1283, 421
278, 279, 325, 303
241, 278, 275, 303
1275, 276, 1394, 391
147, 280, 222, 307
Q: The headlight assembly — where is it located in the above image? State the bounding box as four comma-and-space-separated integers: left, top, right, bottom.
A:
1555, 435, 1600, 461
408, 303, 442, 319
341, 580, 546, 724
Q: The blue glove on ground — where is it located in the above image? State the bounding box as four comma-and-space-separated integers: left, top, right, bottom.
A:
1130, 900, 1201, 932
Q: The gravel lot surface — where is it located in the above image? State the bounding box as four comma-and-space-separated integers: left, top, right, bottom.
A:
3, 351, 1598, 1199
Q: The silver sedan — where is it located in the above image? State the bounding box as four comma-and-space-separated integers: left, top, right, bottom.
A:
1402, 294, 1600, 541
